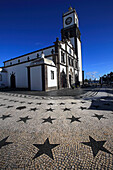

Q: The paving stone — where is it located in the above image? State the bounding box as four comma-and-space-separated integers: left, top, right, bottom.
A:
0, 87, 113, 169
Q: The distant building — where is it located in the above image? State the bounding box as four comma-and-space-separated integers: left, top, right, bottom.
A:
0, 7, 83, 91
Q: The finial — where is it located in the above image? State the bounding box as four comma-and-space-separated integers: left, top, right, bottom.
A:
69, 6, 72, 11
41, 51, 44, 58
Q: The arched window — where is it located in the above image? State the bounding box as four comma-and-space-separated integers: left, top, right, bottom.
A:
0, 74, 2, 81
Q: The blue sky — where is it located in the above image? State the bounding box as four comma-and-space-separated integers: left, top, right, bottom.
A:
0, 0, 113, 79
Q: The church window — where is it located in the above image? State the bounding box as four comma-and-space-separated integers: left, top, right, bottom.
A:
68, 57, 70, 65
0, 74, 2, 81
69, 48, 72, 54
51, 71, 54, 80
72, 59, 73, 66
61, 51, 65, 63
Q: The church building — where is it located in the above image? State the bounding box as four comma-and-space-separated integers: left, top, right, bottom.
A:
0, 7, 83, 91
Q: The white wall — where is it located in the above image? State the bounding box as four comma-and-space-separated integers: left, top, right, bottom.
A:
47, 66, 57, 88
30, 66, 42, 91
77, 38, 82, 82
5, 62, 30, 88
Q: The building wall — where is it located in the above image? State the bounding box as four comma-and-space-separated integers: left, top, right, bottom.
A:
5, 62, 30, 88
30, 66, 42, 91
0, 72, 8, 87
47, 66, 57, 88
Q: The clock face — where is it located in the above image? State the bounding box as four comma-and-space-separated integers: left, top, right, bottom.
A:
65, 17, 72, 25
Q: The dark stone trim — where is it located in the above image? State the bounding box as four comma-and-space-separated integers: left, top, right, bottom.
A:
4, 45, 55, 63
4, 58, 37, 68
54, 38, 60, 89
65, 42, 69, 87
45, 65, 48, 91
57, 63, 67, 67
27, 67, 31, 90
60, 48, 76, 59
42, 65, 45, 91
46, 86, 57, 91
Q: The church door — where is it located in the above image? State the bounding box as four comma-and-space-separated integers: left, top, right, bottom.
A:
10, 74, 16, 88
69, 75, 71, 86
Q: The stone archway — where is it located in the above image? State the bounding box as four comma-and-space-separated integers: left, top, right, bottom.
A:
10, 73, 16, 88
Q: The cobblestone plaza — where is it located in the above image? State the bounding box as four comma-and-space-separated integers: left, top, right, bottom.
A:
0, 88, 113, 169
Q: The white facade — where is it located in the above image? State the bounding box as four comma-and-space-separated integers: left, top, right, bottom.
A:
47, 66, 57, 88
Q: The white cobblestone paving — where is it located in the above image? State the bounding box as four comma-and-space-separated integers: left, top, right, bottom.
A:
0, 88, 113, 169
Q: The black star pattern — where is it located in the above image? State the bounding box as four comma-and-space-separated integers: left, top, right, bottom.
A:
42, 116, 56, 124
16, 106, 26, 110
28, 102, 33, 104
92, 114, 107, 120
9, 100, 14, 102
0, 136, 13, 149
0, 114, 12, 120
48, 103, 54, 105
33, 138, 59, 160
71, 102, 76, 104
30, 108, 37, 111
46, 108, 54, 112
63, 108, 71, 111
81, 136, 112, 157
81, 101, 86, 104
20, 101, 25, 104
17, 116, 32, 123
59, 102, 65, 105
67, 116, 81, 123
80, 106, 87, 110
0, 104, 6, 107
14, 100, 18, 103
36, 102, 42, 105
6, 106, 13, 108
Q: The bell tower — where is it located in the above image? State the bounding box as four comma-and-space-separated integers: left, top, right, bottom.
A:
61, 7, 83, 84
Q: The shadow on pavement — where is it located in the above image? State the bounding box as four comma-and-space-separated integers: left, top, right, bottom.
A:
88, 96, 113, 111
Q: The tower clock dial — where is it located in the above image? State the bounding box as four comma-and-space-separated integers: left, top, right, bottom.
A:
65, 17, 72, 25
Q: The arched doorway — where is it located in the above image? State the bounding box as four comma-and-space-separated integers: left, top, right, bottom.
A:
10, 73, 16, 88
60, 70, 67, 88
